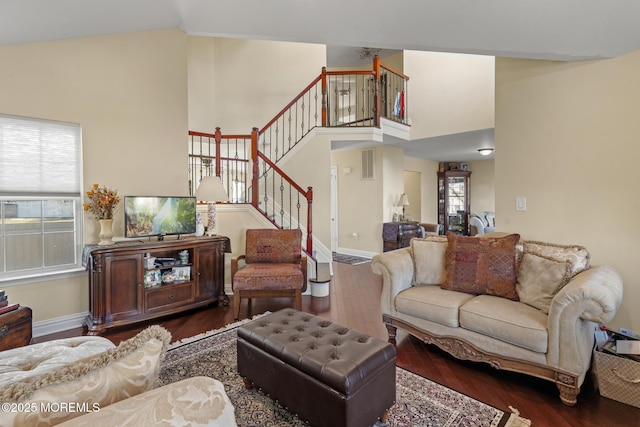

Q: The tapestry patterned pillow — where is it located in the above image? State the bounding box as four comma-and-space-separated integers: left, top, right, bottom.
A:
443, 232, 520, 300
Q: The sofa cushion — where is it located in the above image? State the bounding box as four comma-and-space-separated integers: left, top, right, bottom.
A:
459, 295, 549, 353
58, 376, 237, 427
411, 235, 447, 285
443, 233, 520, 301
395, 285, 475, 327
517, 252, 572, 314
0, 325, 171, 426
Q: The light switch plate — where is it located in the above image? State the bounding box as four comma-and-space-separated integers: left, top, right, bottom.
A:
516, 197, 527, 211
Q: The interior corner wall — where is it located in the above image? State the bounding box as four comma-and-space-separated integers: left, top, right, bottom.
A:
495, 50, 640, 331
0, 29, 189, 323
404, 51, 494, 140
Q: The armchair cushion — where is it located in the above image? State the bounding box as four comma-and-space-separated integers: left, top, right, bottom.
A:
443, 233, 520, 301
233, 263, 304, 290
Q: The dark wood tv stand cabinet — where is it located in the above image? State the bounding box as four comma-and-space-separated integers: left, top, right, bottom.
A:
84, 236, 229, 335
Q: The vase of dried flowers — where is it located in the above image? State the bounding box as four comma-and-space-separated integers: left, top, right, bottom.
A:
97, 219, 114, 245
83, 183, 120, 245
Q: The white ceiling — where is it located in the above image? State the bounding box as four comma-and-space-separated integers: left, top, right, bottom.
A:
2, 0, 639, 161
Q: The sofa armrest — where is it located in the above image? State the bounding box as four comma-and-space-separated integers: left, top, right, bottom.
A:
546, 266, 623, 379
371, 247, 414, 314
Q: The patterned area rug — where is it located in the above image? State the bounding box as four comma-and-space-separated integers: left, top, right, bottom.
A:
159, 320, 531, 427
332, 252, 371, 265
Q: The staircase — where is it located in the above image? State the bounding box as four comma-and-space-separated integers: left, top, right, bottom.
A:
188, 56, 409, 259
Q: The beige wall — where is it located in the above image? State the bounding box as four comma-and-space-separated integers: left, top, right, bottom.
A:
403, 171, 421, 221
202, 38, 325, 134
404, 51, 494, 138
403, 156, 440, 224
496, 50, 640, 330
469, 159, 495, 214
0, 29, 188, 323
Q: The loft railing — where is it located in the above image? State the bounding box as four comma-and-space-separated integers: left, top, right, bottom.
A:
188, 56, 409, 255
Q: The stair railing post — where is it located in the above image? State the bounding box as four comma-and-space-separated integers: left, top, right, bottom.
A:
373, 55, 381, 127
321, 67, 328, 127
306, 186, 313, 254
214, 127, 222, 177
251, 127, 259, 208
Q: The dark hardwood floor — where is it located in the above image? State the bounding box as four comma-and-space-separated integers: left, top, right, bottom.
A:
36, 262, 639, 426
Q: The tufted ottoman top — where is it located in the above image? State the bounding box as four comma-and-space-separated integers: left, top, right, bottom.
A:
237, 308, 396, 395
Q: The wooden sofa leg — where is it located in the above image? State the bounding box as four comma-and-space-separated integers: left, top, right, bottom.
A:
557, 382, 579, 406
382, 316, 397, 342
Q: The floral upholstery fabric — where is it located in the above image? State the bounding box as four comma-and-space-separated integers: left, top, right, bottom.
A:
233, 263, 304, 290
443, 232, 520, 301
57, 376, 237, 427
244, 229, 302, 264
0, 326, 170, 427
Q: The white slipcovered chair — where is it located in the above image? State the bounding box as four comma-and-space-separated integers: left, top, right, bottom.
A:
469, 211, 496, 235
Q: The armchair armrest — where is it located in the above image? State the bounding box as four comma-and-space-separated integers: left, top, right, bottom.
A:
231, 255, 246, 279
546, 265, 623, 378
371, 248, 414, 314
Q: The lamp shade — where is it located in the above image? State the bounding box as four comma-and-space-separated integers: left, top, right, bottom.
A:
195, 176, 229, 202
399, 193, 410, 206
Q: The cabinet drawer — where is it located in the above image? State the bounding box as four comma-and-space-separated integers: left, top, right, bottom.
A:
145, 283, 193, 311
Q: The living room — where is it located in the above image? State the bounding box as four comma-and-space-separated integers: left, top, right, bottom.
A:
1, 4, 639, 425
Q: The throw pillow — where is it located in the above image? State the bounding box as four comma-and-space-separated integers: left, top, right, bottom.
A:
516, 252, 572, 314
411, 235, 448, 285
443, 232, 520, 300
521, 240, 590, 278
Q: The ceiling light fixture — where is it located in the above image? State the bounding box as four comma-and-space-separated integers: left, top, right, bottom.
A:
478, 148, 494, 156
358, 47, 381, 59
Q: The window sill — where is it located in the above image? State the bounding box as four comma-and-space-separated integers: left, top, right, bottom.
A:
0, 267, 86, 287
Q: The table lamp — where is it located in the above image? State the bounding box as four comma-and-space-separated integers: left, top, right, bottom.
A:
195, 176, 229, 236
399, 193, 410, 221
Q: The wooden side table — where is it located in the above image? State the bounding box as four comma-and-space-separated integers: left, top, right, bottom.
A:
0, 306, 33, 351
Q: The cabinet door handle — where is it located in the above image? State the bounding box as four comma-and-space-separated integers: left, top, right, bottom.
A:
168, 294, 174, 300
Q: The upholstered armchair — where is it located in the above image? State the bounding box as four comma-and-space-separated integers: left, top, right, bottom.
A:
231, 228, 307, 320
469, 211, 496, 235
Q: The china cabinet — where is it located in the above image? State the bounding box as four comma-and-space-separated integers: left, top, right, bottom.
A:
437, 170, 471, 235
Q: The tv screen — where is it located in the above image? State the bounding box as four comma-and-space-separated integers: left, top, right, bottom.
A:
124, 196, 196, 239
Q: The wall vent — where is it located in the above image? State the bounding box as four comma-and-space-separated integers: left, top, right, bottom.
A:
361, 149, 374, 179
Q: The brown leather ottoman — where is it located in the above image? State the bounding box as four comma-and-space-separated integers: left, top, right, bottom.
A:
237, 308, 396, 427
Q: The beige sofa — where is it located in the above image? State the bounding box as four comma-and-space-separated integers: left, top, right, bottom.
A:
371, 233, 624, 406
0, 326, 236, 426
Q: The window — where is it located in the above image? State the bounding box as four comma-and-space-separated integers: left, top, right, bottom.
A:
0, 114, 83, 282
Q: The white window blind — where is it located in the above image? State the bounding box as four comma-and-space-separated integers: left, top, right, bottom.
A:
0, 113, 83, 282
0, 114, 81, 196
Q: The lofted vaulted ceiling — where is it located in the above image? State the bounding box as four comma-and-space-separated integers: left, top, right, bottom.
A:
2, 0, 639, 161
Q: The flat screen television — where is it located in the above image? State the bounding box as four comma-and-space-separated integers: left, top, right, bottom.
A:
124, 196, 196, 239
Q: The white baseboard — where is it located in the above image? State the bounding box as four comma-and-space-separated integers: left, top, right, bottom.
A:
33, 311, 88, 338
